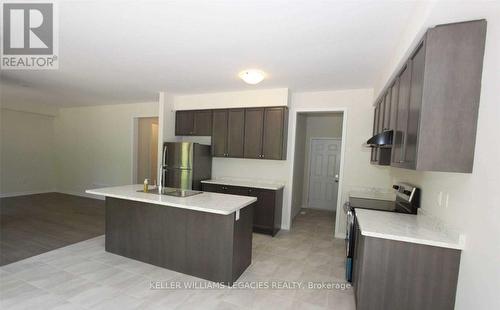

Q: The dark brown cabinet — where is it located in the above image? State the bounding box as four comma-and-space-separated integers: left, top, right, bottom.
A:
244, 107, 288, 160
392, 63, 411, 166
175, 110, 213, 136
211, 109, 245, 158
382, 91, 391, 132
227, 110, 245, 157
176, 106, 288, 161
370, 100, 380, 163
372, 20, 486, 173
175, 110, 195, 135
243, 108, 264, 159
212, 110, 228, 157
262, 107, 288, 160
389, 81, 398, 133
193, 110, 213, 136
401, 42, 425, 168
202, 183, 283, 236
370, 96, 391, 165
353, 222, 461, 310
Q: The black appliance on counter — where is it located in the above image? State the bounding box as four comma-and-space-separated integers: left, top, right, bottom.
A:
344, 183, 420, 282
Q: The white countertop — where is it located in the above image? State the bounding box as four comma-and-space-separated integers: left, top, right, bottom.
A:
355, 209, 465, 250
201, 178, 285, 190
86, 185, 257, 215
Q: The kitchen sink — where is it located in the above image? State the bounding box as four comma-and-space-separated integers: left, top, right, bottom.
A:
138, 187, 202, 198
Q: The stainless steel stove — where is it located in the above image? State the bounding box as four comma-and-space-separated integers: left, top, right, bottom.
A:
344, 183, 420, 282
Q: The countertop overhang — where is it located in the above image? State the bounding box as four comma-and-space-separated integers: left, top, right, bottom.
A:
201, 178, 285, 190
355, 209, 465, 250
86, 185, 257, 215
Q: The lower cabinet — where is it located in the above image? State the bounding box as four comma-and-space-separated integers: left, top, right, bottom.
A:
353, 222, 461, 310
202, 183, 283, 236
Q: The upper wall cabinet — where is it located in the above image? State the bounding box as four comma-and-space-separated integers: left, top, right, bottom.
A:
370, 94, 392, 165
244, 107, 288, 160
176, 106, 289, 160
243, 108, 265, 159
175, 110, 212, 136
372, 20, 487, 173
212, 109, 245, 158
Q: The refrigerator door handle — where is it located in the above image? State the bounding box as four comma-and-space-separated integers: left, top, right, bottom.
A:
163, 145, 168, 167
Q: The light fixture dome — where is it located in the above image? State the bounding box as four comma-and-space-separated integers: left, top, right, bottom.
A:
238, 69, 266, 85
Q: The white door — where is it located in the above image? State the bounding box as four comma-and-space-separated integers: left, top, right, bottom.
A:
307, 139, 341, 210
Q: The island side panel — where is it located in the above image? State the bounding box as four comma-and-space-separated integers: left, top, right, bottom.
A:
105, 198, 189, 272
184, 205, 235, 284
231, 204, 254, 283
105, 197, 252, 284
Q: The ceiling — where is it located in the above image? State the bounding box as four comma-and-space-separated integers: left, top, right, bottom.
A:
0, 0, 420, 107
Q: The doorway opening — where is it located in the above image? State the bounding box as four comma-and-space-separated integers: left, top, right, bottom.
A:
290, 112, 344, 233
133, 117, 159, 184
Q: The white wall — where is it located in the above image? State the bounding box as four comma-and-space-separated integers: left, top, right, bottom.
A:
0, 108, 57, 196
291, 114, 307, 218
289, 89, 393, 237
136, 117, 159, 184
54, 101, 158, 197
173, 88, 289, 110
375, 2, 500, 309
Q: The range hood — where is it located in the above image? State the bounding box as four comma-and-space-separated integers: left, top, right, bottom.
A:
365, 130, 393, 148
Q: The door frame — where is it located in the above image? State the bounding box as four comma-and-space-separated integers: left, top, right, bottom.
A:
286, 107, 347, 239
305, 137, 342, 210
131, 116, 159, 184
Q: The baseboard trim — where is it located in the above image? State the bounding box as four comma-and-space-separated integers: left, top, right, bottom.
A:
0, 189, 56, 198
302, 206, 336, 213
56, 190, 105, 200
0, 189, 105, 200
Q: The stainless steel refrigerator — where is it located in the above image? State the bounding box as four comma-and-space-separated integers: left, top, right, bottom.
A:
161, 142, 212, 190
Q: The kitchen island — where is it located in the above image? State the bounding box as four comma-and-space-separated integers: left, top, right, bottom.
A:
86, 185, 256, 285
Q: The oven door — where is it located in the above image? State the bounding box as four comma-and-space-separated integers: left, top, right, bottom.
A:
344, 203, 355, 282
345, 204, 355, 257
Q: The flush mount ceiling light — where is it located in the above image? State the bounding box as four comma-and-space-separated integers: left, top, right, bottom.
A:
238, 69, 266, 85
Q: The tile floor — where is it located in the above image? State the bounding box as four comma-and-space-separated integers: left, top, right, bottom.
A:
0, 209, 355, 310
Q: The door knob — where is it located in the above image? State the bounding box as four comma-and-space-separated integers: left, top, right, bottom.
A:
335, 174, 339, 183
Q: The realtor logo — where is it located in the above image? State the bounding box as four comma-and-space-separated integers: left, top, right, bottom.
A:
1, 1, 58, 69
